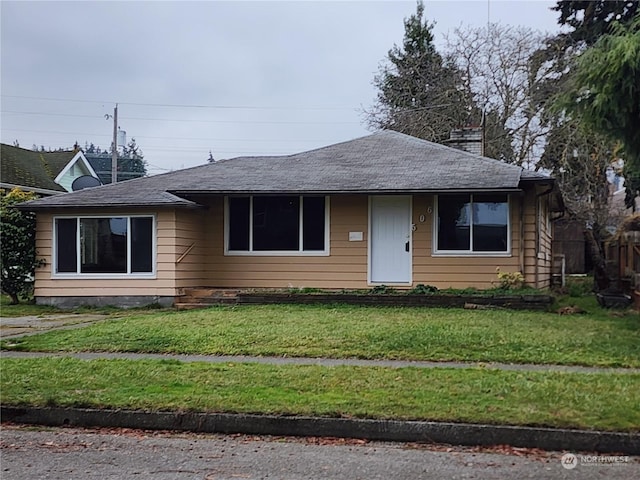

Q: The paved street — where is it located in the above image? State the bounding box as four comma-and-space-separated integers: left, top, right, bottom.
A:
1, 426, 638, 480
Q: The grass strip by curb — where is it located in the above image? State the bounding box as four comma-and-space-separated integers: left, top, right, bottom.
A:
1, 357, 638, 432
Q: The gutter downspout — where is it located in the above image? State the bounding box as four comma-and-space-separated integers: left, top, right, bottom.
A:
519, 193, 525, 280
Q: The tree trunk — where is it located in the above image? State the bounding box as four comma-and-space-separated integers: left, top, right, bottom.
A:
584, 228, 610, 291
8, 292, 19, 305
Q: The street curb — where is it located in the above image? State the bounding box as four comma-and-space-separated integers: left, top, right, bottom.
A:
2, 407, 638, 454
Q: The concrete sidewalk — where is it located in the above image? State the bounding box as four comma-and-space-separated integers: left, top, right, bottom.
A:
1, 312, 637, 374
2, 350, 639, 374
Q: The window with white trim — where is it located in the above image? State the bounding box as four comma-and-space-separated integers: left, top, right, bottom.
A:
435, 194, 510, 254
54, 216, 154, 275
226, 196, 328, 254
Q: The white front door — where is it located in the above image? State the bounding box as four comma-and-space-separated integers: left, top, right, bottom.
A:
370, 196, 412, 284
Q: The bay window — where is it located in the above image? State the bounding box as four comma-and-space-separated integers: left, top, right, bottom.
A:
435, 194, 509, 254
226, 196, 328, 254
54, 216, 154, 275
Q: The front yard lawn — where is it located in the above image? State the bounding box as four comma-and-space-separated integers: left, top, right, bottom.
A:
2, 302, 638, 367
1, 357, 638, 432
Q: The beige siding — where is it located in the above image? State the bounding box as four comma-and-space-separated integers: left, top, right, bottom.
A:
34, 209, 185, 298
174, 209, 208, 290
201, 193, 534, 290
202, 195, 370, 289
523, 190, 538, 287
537, 194, 553, 288
33, 189, 552, 299
521, 188, 554, 288
412, 195, 521, 289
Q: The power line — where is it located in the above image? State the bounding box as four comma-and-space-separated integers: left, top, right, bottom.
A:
1, 127, 336, 144
1, 110, 360, 125
3, 131, 315, 155
1, 95, 109, 105
1, 94, 357, 111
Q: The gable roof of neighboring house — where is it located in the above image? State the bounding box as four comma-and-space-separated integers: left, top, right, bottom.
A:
1, 144, 70, 194
19, 130, 559, 210
1, 144, 99, 195
53, 151, 99, 187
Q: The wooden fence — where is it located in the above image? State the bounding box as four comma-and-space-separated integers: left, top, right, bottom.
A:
605, 231, 640, 309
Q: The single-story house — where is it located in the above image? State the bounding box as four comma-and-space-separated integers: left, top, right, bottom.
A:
19, 131, 563, 307
1, 144, 101, 195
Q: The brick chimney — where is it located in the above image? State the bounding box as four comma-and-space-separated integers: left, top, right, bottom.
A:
446, 126, 483, 156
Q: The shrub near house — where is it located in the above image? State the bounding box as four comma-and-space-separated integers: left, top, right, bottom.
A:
1, 188, 42, 304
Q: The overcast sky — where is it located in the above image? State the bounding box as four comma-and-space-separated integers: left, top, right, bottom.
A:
1, 0, 561, 176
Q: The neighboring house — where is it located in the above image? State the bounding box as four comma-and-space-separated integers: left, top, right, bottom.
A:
1, 144, 100, 195
19, 131, 563, 307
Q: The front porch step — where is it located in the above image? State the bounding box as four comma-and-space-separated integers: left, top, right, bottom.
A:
175, 288, 241, 310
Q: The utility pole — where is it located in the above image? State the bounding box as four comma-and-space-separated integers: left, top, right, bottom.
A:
111, 104, 118, 183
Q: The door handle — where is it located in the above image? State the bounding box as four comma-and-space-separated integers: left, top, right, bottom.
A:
405, 241, 410, 252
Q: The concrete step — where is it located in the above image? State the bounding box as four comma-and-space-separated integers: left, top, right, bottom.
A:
176, 288, 240, 310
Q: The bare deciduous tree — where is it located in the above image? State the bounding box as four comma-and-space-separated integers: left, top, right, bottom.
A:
539, 119, 623, 289
444, 24, 550, 165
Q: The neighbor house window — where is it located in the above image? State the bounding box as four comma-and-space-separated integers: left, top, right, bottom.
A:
54, 216, 154, 275
226, 196, 328, 254
435, 194, 509, 254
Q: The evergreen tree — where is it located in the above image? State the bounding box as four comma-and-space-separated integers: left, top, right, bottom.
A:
552, 0, 638, 46
82, 138, 147, 182
366, 1, 472, 144
1, 189, 43, 304
558, 14, 640, 208
119, 138, 147, 180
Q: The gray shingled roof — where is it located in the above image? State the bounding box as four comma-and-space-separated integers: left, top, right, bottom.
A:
20, 131, 552, 210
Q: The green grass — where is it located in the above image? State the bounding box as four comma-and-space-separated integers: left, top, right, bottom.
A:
0, 295, 63, 317
3, 300, 638, 367
1, 357, 637, 432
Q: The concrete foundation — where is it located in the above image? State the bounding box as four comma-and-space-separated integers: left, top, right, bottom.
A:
35, 296, 175, 309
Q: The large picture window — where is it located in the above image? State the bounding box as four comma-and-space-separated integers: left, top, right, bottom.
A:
435, 194, 509, 254
226, 196, 328, 254
54, 216, 154, 275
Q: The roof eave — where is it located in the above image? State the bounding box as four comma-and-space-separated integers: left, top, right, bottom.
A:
171, 187, 524, 196
15, 202, 205, 211
519, 177, 565, 213
0, 182, 65, 196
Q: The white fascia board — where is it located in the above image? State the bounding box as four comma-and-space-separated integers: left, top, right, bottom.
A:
54, 151, 102, 185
